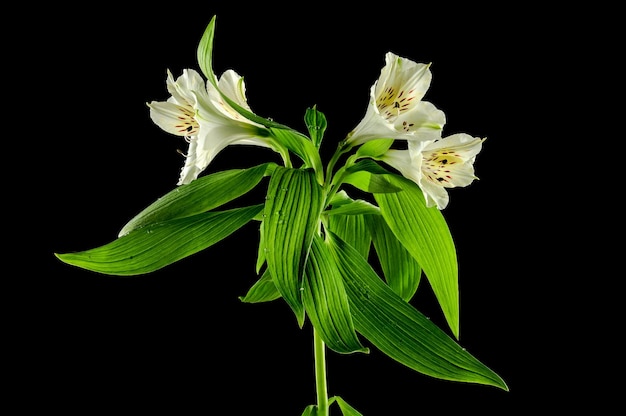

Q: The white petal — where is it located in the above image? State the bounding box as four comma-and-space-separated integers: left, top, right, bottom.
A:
218, 70, 252, 111
148, 101, 199, 137
178, 138, 207, 185
200, 77, 263, 127
418, 134, 484, 191
393, 101, 446, 139
196, 122, 270, 154
152, 67, 273, 185
381, 149, 413, 173
374, 53, 433, 121
427, 133, 484, 158
419, 180, 450, 209
167, 68, 206, 107
346, 53, 442, 148
345, 98, 405, 146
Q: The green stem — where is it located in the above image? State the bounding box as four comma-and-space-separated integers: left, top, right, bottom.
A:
324, 142, 350, 189
314, 327, 329, 416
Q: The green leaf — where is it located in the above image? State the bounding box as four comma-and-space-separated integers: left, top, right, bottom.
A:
196, 16, 328, 181
304, 105, 327, 148
239, 269, 281, 303
262, 167, 324, 327
55, 204, 263, 276
255, 218, 266, 274
366, 214, 422, 302
328, 232, 508, 390
325, 199, 380, 217
119, 163, 272, 236
328, 213, 371, 260
196, 15, 293, 131
268, 127, 324, 184
300, 405, 317, 416
302, 235, 367, 354
355, 138, 394, 159
374, 174, 460, 338
345, 159, 394, 176
343, 170, 401, 194
197, 15, 218, 86
331, 396, 363, 416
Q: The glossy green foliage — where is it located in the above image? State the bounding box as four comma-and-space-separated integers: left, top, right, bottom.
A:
328, 232, 507, 390
119, 163, 272, 236
56, 205, 263, 276
262, 166, 324, 327
302, 235, 367, 354
374, 174, 460, 338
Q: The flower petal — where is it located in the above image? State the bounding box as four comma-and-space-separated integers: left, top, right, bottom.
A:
178, 138, 205, 185
393, 101, 446, 140
148, 101, 199, 137
218, 69, 253, 112
150, 68, 274, 185
375, 52, 433, 122
345, 100, 401, 146
380, 133, 484, 210
346, 52, 444, 147
166, 68, 206, 107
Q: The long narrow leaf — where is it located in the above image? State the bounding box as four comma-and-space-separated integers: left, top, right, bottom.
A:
374, 174, 460, 338
196, 16, 293, 130
331, 396, 363, 416
328, 213, 371, 260
255, 219, 266, 274
302, 235, 367, 354
56, 204, 263, 276
196, 15, 217, 85
239, 269, 281, 303
197, 16, 325, 183
328, 232, 508, 390
365, 214, 422, 302
119, 163, 272, 236
325, 199, 380, 217
263, 167, 323, 327
343, 170, 401, 194
300, 405, 317, 416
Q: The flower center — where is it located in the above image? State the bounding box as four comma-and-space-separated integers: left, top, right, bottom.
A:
422, 150, 463, 185
376, 86, 416, 121
175, 105, 200, 136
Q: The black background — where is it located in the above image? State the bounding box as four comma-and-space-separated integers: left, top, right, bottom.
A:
13, 2, 606, 415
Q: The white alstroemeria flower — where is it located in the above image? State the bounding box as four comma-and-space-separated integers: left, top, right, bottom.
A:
345, 52, 446, 147
148, 68, 272, 185
381, 133, 485, 209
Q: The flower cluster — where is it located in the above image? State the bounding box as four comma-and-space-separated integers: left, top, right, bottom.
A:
345, 52, 484, 209
147, 68, 273, 185
149, 52, 483, 210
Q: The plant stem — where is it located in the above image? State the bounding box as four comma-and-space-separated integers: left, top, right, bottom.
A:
324, 142, 350, 189
314, 327, 329, 416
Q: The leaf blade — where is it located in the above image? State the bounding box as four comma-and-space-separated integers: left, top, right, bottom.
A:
56, 204, 263, 276
263, 167, 323, 327
119, 163, 271, 236
239, 269, 281, 303
374, 174, 460, 338
328, 232, 508, 390
328, 213, 371, 260
331, 396, 363, 416
303, 235, 367, 354
366, 214, 422, 302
